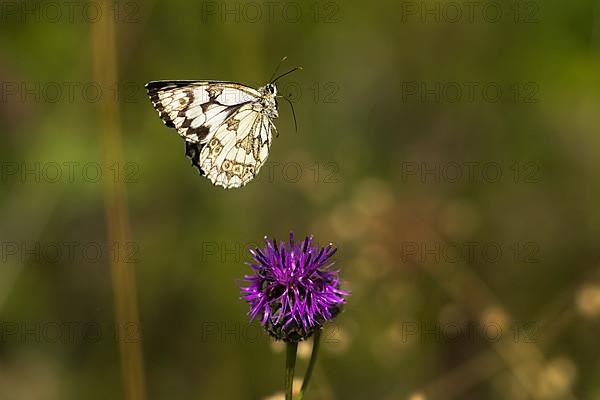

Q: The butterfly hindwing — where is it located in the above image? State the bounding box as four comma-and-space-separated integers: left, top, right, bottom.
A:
199, 105, 273, 188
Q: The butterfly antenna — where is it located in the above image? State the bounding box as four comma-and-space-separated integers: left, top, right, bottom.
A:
269, 56, 288, 83
271, 66, 303, 84
282, 94, 298, 133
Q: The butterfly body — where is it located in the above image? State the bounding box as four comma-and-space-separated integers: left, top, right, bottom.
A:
146, 80, 279, 189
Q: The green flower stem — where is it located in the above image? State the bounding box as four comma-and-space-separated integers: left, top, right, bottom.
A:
285, 341, 298, 400
296, 330, 322, 400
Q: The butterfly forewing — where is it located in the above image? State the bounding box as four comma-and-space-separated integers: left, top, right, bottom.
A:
146, 81, 260, 140
145, 80, 277, 189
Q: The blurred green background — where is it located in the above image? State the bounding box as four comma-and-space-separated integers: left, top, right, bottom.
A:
2, 0, 600, 399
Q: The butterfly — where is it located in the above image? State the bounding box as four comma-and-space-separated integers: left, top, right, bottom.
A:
145, 60, 301, 189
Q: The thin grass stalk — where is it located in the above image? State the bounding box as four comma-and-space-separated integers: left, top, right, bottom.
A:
91, 2, 146, 399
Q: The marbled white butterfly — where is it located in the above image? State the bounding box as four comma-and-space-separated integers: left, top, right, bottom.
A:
146, 60, 300, 189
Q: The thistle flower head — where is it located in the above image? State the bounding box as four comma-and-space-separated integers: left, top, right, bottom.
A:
241, 232, 349, 342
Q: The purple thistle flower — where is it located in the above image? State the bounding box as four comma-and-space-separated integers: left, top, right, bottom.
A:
241, 232, 349, 342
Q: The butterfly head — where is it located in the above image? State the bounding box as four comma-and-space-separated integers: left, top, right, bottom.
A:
261, 64, 302, 124
266, 83, 277, 96
258, 83, 279, 119
260, 83, 277, 98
